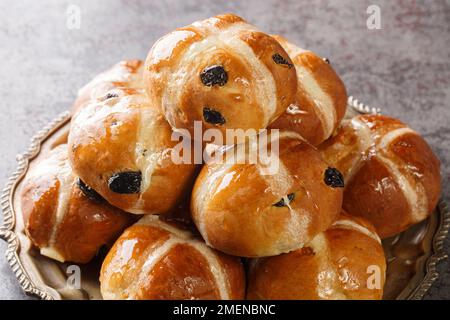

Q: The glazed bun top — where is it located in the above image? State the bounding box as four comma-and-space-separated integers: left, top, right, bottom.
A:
269, 35, 347, 146
319, 114, 441, 238
72, 60, 144, 114
144, 13, 297, 139
100, 215, 245, 300
191, 131, 344, 257
69, 61, 197, 215
247, 212, 386, 300
20, 144, 131, 263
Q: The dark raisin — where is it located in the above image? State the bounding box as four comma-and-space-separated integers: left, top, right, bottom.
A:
108, 171, 142, 194
77, 178, 104, 202
323, 57, 330, 64
96, 245, 110, 259
273, 193, 295, 207
287, 193, 295, 202
272, 53, 293, 68
104, 92, 119, 100
200, 65, 228, 86
324, 167, 344, 188
273, 198, 285, 207
203, 107, 225, 125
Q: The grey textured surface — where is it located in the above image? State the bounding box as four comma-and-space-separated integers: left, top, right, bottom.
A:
0, 0, 449, 300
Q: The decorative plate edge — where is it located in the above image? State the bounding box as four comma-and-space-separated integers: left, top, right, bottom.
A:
0, 111, 71, 300
347, 95, 382, 115
0, 97, 448, 300
408, 200, 450, 300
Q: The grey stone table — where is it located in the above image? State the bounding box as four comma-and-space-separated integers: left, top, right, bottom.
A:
0, 0, 449, 299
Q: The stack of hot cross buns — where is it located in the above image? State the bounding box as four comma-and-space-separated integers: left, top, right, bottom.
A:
20, 14, 441, 300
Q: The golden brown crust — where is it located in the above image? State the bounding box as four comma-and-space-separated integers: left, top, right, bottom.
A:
144, 14, 297, 138
100, 215, 246, 300
21, 180, 59, 248
69, 60, 198, 214
343, 156, 412, 237
247, 213, 386, 300
100, 224, 171, 296
269, 35, 347, 146
20, 145, 131, 263
318, 114, 441, 238
388, 132, 441, 214
137, 244, 221, 299
53, 186, 131, 263
191, 132, 343, 257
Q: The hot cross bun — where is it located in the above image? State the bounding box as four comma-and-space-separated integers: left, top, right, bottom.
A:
69, 61, 198, 214
191, 131, 344, 257
144, 14, 297, 139
247, 213, 386, 300
100, 215, 245, 300
20, 145, 131, 263
318, 114, 441, 238
269, 35, 347, 146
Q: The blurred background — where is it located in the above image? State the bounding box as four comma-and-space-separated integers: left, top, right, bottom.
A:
0, 0, 449, 299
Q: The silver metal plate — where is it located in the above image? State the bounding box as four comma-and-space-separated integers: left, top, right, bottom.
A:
1, 97, 449, 300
